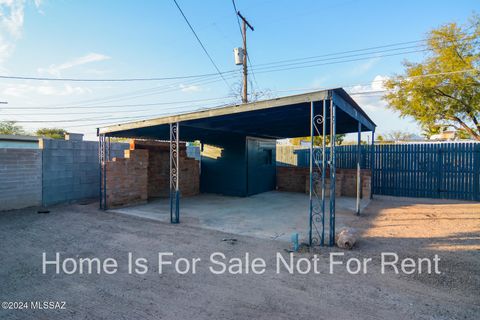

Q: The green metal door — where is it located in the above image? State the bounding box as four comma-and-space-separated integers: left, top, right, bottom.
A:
246, 137, 276, 196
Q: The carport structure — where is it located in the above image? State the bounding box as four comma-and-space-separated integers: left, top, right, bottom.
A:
98, 88, 376, 246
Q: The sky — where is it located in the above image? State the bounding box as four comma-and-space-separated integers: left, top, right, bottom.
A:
0, 0, 478, 141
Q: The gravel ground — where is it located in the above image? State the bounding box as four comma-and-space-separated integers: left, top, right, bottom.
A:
0, 197, 478, 319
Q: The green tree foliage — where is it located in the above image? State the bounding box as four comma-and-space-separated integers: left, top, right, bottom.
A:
0, 121, 25, 135
420, 124, 442, 139
384, 14, 480, 141
35, 128, 67, 139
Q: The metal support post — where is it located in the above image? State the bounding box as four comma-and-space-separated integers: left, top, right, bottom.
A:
370, 129, 375, 199
321, 100, 326, 246
329, 100, 336, 246
98, 134, 104, 210
356, 122, 361, 215
308, 102, 314, 246
308, 100, 327, 247
98, 134, 107, 210
170, 122, 180, 223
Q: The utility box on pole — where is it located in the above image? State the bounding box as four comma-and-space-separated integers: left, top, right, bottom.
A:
233, 47, 244, 66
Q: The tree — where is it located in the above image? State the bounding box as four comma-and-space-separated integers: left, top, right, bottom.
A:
385, 131, 415, 142
0, 121, 25, 135
420, 124, 442, 139
384, 14, 480, 141
35, 128, 67, 139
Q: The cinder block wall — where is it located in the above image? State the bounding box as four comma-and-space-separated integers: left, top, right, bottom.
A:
276, 166, 371, 198
0, 149, 42, 210
106, 149, 149, 208
40, 138, 128, 206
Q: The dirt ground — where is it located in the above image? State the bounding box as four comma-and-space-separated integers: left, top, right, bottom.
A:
0, 196, 479, 319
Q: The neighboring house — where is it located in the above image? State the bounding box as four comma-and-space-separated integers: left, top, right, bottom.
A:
430, 130, 457, 141
0, 134, 39, 149
276, 138, 292, 145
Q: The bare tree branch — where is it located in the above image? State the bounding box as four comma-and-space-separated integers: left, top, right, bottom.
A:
449, 116, 480, 141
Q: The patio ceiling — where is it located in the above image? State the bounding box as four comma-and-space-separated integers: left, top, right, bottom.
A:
98, 88, 376, 143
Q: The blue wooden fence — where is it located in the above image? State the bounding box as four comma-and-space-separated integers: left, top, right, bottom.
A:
294, 143, 480, 201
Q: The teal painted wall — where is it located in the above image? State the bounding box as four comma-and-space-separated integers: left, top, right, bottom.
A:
0, 141, 38, 149
200, 133, 248, 197
200, 134, 276, 197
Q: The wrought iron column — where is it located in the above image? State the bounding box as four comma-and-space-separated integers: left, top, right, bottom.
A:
308, 102, 314, 246
370, 129, 375, 199
308, 100, 326, 247
329, 99, 336, 247
170, 122, 180, 223
356, 121, 361, 215
321, 100, 326, 246
98, 134, 107, 210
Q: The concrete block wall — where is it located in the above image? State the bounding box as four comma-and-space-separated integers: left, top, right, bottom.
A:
0, 149, 42, 210
40, 137, 128, 206
105, 149, 149, 208
276, 166, 371, 198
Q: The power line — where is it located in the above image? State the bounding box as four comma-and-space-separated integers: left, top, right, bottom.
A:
252, 45, 427, 71
8, 100, 234, 124
252, 48, 431, 74
12, 69, 476, 121
1, 95, 235, 110
7, 69, 477, 127
0, 71, 235, 82
172, 0, 233, 91
253, 32, 479, 68
22, 72, 241, 110
0, 34, 475, 84
268, 69, 478, 95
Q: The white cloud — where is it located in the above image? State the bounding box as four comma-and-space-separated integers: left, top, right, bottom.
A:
179, 84, 201, 92
3, 83, 92, 96
0, 0, 25, 39
0, 0, 29, 70
349, 74, 388, 93
310, 76, 329, 89
348, 75, 389, 112
37, 53, 111, 76
349, 57, 380, 76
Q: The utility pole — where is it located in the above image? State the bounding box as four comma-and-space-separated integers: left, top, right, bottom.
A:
237, 11, 253, 104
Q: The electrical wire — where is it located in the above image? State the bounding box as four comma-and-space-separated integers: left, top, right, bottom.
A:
9, 69, 477, 124
0, 33, 475, 84
172, 0, 233, 91
0, 95, 235, 111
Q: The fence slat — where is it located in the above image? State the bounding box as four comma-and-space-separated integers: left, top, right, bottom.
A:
289, 142, 479, 201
